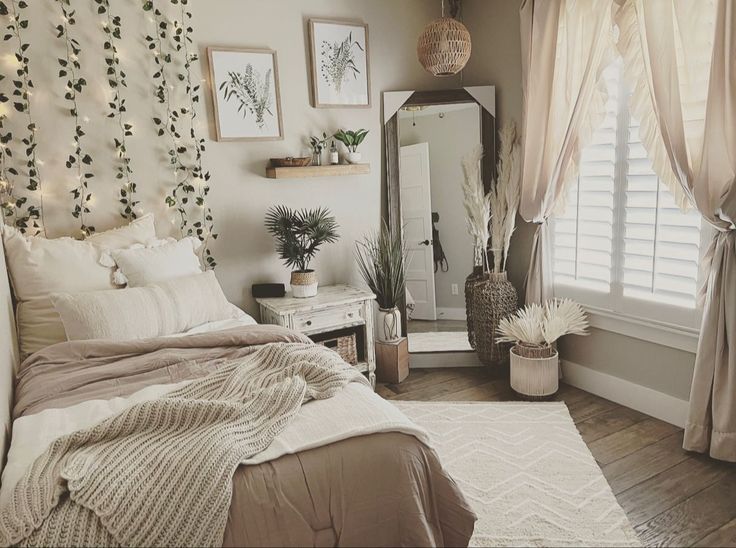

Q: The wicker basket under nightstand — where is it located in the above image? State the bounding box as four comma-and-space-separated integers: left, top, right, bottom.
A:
315, 331, 358, 365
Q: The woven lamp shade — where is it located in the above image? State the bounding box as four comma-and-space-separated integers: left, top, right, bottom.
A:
417, 17, 472, 76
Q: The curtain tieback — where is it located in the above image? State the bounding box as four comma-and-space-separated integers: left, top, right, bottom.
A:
698, 229, 736, 307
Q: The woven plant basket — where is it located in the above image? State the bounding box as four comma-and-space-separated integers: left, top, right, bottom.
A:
290, 270, 318, 298
417, 16, 472, 76
510, 343, 559, 399
471, 271, 518, 366
464, 266, 484, 349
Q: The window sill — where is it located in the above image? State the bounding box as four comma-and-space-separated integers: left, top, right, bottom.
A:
583, 305, 699, 353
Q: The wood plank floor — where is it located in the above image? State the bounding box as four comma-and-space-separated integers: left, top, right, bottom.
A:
377, 367, 736, 548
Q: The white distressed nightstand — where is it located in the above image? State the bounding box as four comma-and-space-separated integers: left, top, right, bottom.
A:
256, 285, 377, 387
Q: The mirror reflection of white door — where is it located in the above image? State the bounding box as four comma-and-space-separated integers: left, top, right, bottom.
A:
400, 142, 437, 320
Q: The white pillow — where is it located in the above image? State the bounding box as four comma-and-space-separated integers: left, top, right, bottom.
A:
85, 213, 156, 249
1, 215, 157, 359
51, 271, 233, 342
109, 237, 202, 287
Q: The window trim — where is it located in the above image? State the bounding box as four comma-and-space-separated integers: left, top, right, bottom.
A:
582, 304, 699, 354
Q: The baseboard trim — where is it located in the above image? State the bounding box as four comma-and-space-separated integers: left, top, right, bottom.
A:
561, 360, 689, 428
435, 307, 466, 321
410, 350, 482, 368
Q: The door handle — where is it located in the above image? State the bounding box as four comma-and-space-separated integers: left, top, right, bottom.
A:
419, 239, 431, 246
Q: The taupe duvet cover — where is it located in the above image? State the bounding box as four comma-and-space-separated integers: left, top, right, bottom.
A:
13, 325, 476, 547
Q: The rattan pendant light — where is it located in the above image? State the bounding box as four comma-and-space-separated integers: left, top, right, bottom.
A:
417, 0, 471, 77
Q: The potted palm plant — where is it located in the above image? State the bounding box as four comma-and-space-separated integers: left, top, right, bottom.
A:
265, 206, 340, 298
496, 299, 588, 397
355, 221, 407, 342
334, 128, 369, 164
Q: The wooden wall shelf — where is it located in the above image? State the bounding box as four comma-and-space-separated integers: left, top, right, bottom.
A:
266, 163, 370, 179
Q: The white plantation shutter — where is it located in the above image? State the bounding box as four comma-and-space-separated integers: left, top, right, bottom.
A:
552, 60, 705, 329
622, 119, 702, 310
553, 64, 618, 301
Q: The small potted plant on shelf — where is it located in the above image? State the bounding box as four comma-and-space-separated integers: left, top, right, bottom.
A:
334, 129, 369, 164
355, 221, 407, 343
496, 299, 589, 398
309, 132, 330, 166
265, 205, 340, 298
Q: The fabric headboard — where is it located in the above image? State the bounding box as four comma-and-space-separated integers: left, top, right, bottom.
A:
0, 234, 18, 477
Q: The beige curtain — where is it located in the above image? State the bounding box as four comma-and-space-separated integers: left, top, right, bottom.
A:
519, 0, 615, 304
615, 0, 736, 461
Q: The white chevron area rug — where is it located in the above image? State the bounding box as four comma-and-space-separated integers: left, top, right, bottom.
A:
393, 401, 641, 547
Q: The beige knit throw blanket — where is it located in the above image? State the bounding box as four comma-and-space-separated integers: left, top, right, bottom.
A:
0, 342, 369, 547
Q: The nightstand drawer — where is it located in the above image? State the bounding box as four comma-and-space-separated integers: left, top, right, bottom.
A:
293, 303, 364, 333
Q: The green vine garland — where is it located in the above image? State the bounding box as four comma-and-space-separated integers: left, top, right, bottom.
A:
95, 0, 137, 220
173, 0, 215, 267
144, 0, 215, 267
55, 0, 95, 235
144, 1, 187, 232
0, 0, 44, 234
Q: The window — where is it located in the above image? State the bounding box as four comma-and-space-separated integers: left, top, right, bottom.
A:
552, 60, 706, 331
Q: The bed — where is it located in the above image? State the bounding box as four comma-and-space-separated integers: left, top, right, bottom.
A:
0, 229, 476, 547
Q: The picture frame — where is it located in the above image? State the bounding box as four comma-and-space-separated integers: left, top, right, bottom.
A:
308, 19, 371, 108
206, 47, 284, 141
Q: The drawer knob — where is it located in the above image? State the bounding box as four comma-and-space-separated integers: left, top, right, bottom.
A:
305, 320, 312, 326
347, 312, 354, 318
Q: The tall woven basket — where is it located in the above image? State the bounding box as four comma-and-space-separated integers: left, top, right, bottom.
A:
471, 272, 518, 366
464, 266, 484, 349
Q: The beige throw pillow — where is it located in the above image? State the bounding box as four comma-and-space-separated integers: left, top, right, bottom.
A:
51, 271, 233, 342
1, 214, 157, 359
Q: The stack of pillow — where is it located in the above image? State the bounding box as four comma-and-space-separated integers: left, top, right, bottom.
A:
1, 215, 239, 362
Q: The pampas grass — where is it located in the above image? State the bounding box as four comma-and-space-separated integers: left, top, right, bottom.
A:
497, 298, 589, 347
461, 143, 491, 272
490, 121, 521, 273
462, 122, 520, 273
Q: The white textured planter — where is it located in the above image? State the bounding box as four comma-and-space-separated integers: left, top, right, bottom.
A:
510, 344, 559, 397
377, 307, 401, 343
347, 151, 362, 164
290, 270, 318, 298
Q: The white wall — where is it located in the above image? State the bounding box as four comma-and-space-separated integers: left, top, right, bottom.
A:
399, 105, 479, 310
1, 0, 460, 316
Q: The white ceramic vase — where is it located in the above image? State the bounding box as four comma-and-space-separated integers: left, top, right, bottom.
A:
347, 151, 362, 164
377, 307, 401, 343
290, 270, 318, 298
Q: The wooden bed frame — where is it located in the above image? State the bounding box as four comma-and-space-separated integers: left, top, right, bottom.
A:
0, 236, 19, 478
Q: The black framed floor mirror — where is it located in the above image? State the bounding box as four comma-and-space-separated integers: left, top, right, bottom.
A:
382, 86, 497, 348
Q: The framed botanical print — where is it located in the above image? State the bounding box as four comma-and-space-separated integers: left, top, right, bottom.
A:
308, 19, 371, 108
207, 47, 284, 141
